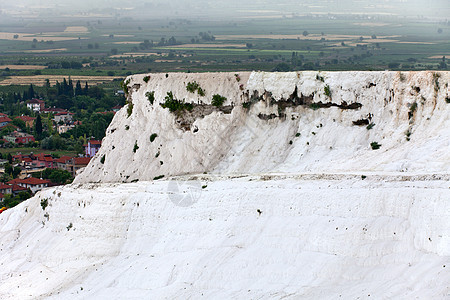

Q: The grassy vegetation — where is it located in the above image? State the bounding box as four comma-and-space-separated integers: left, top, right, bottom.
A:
0, 15, 448, 80
0, 147, 77, 157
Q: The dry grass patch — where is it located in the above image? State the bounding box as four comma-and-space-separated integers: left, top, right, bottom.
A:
1, 65, 47, 70
0, 32, 83, 42
428, 55, 450, 59
21, 48, 68, 53
64, 26, 89, 33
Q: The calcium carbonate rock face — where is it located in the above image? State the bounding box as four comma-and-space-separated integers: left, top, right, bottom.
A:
75, 71, 450, 183
1, 71, 449, 300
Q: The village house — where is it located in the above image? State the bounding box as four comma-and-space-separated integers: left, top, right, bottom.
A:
8, 177, 51, 194
11, 184, 29, 196
0, 184, 12, 195
57, 124, 75, 134
0, 116, 12, 128
15, 116, 36, 128
67, 157, 91, 176
53, 112, 74, 124
54, 156, 73, 171
4, 131, 35, 144
84, 140, 102, 157
41, 107, 66, 115
14, 153, 54, 169
26, 99, 45, 112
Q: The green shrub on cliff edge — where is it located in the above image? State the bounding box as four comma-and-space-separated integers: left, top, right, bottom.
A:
324, 85, 331, 98
160, 91, 193, 112
370, 141, 381, 150
146, 91, 155, 104
212, 94, 226, 107
127, 101, 133, 117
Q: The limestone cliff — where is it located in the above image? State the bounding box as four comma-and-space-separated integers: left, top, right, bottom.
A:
76, 71, 450, 183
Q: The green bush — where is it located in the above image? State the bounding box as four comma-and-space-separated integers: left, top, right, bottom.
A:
366, 123, 375, 130
370, 142, 381, 150
160, 91, 193, 112
446, 97, 450, 103
121, 79, 130, 95
309, 103, 320, 110
40, 198, 48, 210
133, 141, 139, 153
100, 154, 105, 164
197, 87, 205, 96
146, 91, 155, 104
150, 133, 158, 142
127, 101, 133, 118
242, 102, 251, 109
212, 94, 227, 107
186, 81, 200, 93
153, 175, 165, 180
324, 85, 331, 97
143, 75, 150, 83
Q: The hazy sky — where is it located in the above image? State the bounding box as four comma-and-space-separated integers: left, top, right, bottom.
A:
1, 0, 449, 19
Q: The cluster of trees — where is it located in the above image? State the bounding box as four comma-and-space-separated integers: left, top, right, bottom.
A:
46, 61, 83, 69
0, 78, 124, 153
157, 37, 178, 46
33, 168, 73, 184
1, 191, 32, 209
198, 32, 215, 42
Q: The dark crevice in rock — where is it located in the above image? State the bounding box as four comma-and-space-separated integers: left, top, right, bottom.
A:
173, 103, 233, 131
352, 119, 370, 126
258, 113, 286, 120
246, 87, 361, 115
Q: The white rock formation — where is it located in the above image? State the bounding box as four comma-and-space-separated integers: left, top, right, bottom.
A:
76, 71, 450, 183
0, 71, 449, 299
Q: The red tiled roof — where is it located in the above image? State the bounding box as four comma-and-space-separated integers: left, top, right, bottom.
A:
7, 178, 23, 185
55, 112, 74, 116
55, 156, 73, 163
42, 108, 66, 113
19, 177, 51, 185
0, 184, 11, 190
15, 116, 36, 122
0, 116, 12, 123
27, 99, 43, 104
12, 184, 28, 192
73, 157, 91, 165
0, 124, 18, 131
0, 113, 8, 117
89, 140, 102, 145
23, 157, 33, 162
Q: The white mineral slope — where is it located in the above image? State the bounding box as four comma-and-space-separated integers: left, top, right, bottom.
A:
75, 71, 450, 184
0, 177, 449, 299
0, 71, 449, 299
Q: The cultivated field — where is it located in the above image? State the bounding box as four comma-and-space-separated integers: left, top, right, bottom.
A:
0, 75, 122, 86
